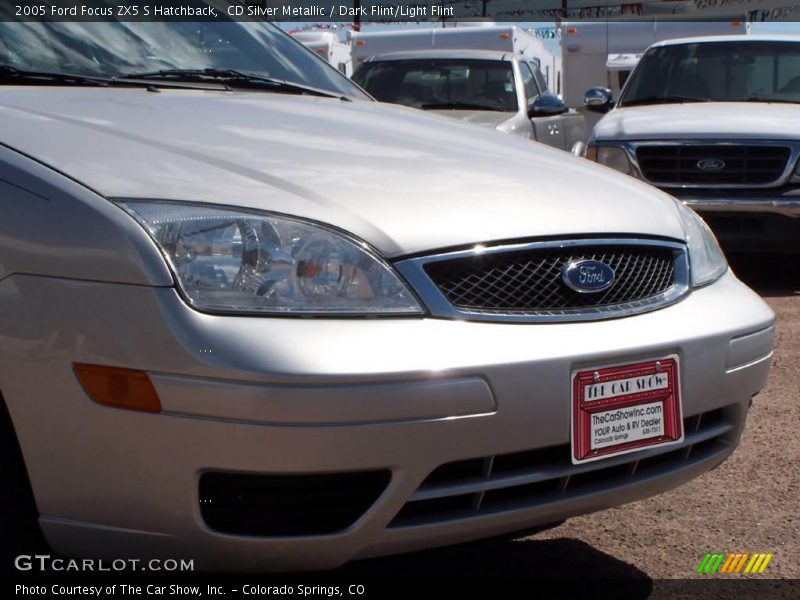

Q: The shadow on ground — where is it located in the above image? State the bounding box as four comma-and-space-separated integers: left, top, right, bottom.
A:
327, 536, 651, 582
0, 528, 652, 586
727, 253, 800, 297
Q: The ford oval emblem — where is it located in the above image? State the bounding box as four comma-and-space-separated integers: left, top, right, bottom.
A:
697, 158, 726, 171
562, 259, 616, 294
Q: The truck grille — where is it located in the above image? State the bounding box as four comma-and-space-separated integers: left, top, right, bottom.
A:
390, 407, 734, 528
423, 245, 676, 316
636, 144, 791, 186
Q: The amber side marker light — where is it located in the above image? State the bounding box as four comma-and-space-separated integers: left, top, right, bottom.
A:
74, 363, 161, 413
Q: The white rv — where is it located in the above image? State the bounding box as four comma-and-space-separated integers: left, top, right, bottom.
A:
292, 31, 353, 77
560, 19, 749, 126
350, 24, 561, 90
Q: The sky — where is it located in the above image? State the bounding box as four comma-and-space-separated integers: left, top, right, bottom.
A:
752, 21, 800, 33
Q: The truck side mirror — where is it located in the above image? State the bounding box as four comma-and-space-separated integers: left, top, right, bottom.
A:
528, 93, 568, 118
583, 87, 614, 113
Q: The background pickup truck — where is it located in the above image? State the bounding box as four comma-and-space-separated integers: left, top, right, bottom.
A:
353, 49, 586, 153
584, 35, 800, 253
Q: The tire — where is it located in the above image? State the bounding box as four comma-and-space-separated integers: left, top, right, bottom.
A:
0, 390, 48, 572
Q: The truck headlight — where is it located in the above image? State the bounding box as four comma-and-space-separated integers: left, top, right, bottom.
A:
119, 201, 423, 316
586, 145, 631, 174
674, 200, 728, 287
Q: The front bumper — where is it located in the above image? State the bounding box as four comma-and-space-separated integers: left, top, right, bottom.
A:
0, 270, 774, 571
673, 192, 800, 252
680, 195, 800, 219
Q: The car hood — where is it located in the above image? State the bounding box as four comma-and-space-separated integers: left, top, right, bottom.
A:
424, 109, 513, 130
594, 102, 800, 142
0, 87, 685, 257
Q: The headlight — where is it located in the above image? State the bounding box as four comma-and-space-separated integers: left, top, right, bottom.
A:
119, 201, 423, 315
586, 145, 631, 174
674, 200, 728, 287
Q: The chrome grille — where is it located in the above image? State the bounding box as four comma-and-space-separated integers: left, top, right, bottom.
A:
390, 407, 735, 528
423, 245, 675, 315
636, 144, 791, 186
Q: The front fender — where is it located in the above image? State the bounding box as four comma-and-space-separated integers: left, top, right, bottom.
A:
0, 145, 172, 286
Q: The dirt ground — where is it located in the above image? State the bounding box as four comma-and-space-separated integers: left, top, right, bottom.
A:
332, 254, 800, 581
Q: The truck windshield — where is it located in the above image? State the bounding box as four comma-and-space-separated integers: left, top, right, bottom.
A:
0, 1, 368, 98
620, 41, 800, 106
353, 59, 518, 112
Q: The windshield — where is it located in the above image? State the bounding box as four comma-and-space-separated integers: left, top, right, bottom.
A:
0, 0, 368, 98
353, 59, 518, 112
620, 41, 800, 106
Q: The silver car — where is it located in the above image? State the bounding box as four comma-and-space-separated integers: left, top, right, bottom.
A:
584, 36, 800, 253
0, 14, 774, 572
353, 50, 586, 152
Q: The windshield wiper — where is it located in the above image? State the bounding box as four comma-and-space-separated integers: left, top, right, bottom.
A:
0, 65, 347, 98
0, 65, 113, 87
119, 69, 345, 99
621, 95, 709, 107
419, 101, 505, 111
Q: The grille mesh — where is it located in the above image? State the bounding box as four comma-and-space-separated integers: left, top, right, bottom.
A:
636, 144, 791, 186
423, 246, 676, 315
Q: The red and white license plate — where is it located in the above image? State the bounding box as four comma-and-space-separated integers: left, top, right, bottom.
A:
571, 355, 684, 464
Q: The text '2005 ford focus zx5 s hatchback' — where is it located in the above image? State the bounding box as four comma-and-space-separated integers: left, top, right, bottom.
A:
0, 11, 775, 572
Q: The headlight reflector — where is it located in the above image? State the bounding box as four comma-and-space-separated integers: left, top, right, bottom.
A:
119, 201, 423, 315
674, 201, 728, 287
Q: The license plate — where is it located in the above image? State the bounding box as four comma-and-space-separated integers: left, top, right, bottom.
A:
571, 355, 684, 464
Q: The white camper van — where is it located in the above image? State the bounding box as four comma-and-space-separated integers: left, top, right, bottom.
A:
561, 19, 749, 126
350, 24, 561, 90
292, 31, 353, 77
